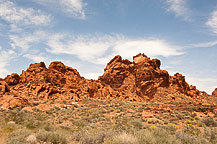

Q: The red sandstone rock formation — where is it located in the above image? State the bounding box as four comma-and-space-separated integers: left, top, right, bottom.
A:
98, 54, 170, 101
0, 95, 27, 109
212, 88, 217, 97
0, 53, 215, 109
169, 73, 200, 98
0, 78, 10, 95
5, 73, 20, 86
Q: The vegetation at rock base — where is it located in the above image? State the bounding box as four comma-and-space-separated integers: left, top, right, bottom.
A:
0, 98, 216, 144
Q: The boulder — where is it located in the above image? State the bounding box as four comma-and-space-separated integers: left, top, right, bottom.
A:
5, 73, 20, 86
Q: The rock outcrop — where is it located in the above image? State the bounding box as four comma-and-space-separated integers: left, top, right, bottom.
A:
169, 73, 200, 98
212, 88, 217, 97
5, 73, 20, 86
0, 79, 10, 95
0, 53, 215, 109
98, 54, 170, 101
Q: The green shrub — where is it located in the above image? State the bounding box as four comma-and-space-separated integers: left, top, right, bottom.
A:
137, 128, 181, 144
76, 129, 110, 144
104, 132, 137, 144
25, 120, 40, 129
182, 124, 201, 136
36, 129, 67, 144
6, 129, 31, 144
2, 123, 20, 133
130, 120, 143, 130
176, 131, 210, 144
201, 117, 217, 127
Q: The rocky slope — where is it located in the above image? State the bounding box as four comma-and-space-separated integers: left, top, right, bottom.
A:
0, 53, 216, 109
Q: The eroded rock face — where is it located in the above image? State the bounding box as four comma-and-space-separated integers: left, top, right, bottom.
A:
5, 73, 20, 86
17, 61, 88, 101
169, 73, 200, 97
0, 79, 10, 95
0, 53, 212, 109
212, 88, 217, 97
0, 95, 28, 109
99, 53, 170, 101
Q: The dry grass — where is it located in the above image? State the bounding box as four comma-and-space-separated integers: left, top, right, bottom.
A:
0, 98, 216, 144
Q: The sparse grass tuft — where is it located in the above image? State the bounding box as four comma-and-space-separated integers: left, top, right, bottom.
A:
36, 129, 67, 144
6, 129, 31, 144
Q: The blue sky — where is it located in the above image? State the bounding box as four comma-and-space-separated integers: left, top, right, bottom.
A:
0, 0, 217, 94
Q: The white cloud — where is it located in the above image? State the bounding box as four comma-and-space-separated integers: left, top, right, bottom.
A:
82, 72, 102, 80
113, 39, 183, 58
190, 40, 217, 48
46, 34, 118, 63
60, 0, 86, 19
186, 76, 217, 94
166, 0, 191, 21
10, 31, 184, 66
206, 10, 217, 34
23, 53, 51, 63
0, 46, 16, 78
0, 0, 51, 26
9, 24, 23, 32
46, 34, 184, 64
10, 31, 47, 51
33, 0, 86, 19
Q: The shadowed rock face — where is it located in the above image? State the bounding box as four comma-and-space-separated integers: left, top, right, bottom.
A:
5, 73, 20, 86
212, 88, 217, 97
99, 53, 170, 100
0, 53, 214, 109
0, 79, 10, 95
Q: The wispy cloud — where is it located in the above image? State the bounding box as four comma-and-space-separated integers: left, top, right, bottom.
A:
46, 33, 184, 64
190, 40, 217, 48
9, 31, 47, 51
0, 46, 16, 78
23, 53, 51, 63
46, 34, 118, 63
33, 0, 87, 19
166, 0, 191, 21
206, 10, 217, 34
9, 30, 184, 65
0, 0, 51, 27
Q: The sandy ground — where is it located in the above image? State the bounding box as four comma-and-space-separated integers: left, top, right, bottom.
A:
0, 127, 8, 144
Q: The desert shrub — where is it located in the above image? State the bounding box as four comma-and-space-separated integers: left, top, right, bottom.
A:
42, 121, 55, 131
129, 119, 143, 130
2, 122, 21, 133
6, 129, 31, 144
111, 121, 131, 132
25, 119, 40, 129
136, 129, 157, 144
176, 131, 210, 144
35, 112, 48, 121
36, 129, 67, 144
5, 110, 26, 124
165, 123, 178, 134
136, 128, 181, 144
72, 120, 86, 127
182, 124, 201, 136
75, 128, 111, 144
104, 132, 138, 144
201, 117, 217, 127
204, 128, 217, 144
